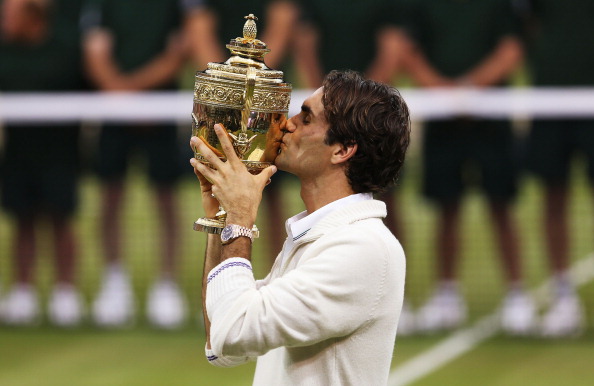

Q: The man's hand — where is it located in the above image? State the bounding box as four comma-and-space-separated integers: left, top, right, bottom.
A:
84, 27, 132, 91
85, 27, 114, 58
190, 124, 277, 228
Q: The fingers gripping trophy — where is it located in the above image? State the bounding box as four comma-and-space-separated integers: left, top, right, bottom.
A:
191, 14, 292, 236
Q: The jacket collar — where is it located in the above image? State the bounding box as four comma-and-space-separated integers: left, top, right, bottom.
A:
293, 199, 387, 246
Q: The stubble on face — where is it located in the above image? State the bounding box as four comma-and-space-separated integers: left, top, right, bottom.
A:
274, 88, 331, 177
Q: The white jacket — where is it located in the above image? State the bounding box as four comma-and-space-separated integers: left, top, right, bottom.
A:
205, 199, 406, 385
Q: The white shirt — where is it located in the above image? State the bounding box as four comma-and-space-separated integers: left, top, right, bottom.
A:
282, 192, 373, 265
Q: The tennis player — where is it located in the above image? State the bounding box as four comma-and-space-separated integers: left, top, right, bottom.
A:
190, 70, 410, 385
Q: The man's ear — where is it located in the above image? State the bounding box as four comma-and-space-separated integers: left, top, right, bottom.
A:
330, 143, 357, 165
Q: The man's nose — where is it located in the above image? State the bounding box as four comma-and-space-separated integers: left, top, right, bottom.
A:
283, 117, 296, 133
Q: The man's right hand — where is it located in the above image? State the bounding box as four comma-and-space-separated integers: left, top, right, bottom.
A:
191, 124, 276, 229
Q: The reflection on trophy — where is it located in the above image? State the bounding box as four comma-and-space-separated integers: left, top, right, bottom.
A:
191, 14, 292, 235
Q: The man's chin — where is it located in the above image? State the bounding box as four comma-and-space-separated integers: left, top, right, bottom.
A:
273, 156, 288, 172
273, 162, 286, 172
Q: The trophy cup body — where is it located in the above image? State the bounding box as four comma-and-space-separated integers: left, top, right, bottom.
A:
192, 14, 292, 235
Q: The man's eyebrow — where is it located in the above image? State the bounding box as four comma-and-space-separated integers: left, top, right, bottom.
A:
301, 104, 313, 116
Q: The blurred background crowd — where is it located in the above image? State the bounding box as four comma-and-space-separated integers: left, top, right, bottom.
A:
0, 0, 593, 340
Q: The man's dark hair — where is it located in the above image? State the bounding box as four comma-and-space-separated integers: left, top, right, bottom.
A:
322, 70, 411, 194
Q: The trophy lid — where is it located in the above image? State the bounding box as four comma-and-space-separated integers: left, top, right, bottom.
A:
194, 14, 291, 113
226, 14, 269, 59
204, 14, 285, 83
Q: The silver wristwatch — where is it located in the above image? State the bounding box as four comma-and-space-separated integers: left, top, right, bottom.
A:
220, 224, 254, 245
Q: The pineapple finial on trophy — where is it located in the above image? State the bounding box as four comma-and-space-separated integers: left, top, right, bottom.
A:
243, 14, 258, 40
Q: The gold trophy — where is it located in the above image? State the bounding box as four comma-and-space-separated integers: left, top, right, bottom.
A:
191, 14, 292, 236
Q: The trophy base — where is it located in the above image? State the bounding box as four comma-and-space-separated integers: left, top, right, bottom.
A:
193, 217, 260, 238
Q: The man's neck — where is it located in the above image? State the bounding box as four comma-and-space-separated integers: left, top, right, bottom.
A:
299, 174, 355, 214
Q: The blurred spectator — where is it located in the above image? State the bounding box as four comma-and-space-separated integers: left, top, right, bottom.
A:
523, 0, 591, 337
185, 0, 298, 70
403, 0, 535, 335
82, 0, 188, 329
293, 0, 415, 334
0, 0, 85, 326
185, 0, 300, 267
293, 0, 406, 87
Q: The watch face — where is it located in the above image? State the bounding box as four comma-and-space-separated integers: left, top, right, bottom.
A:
221, 225, 233, 242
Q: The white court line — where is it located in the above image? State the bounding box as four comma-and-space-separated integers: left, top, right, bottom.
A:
388, 253, 594, 386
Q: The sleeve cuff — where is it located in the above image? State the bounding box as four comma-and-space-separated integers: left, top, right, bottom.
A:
206, 257, 255, 313
207, 257, 252, 284
205, 345, 249, 368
